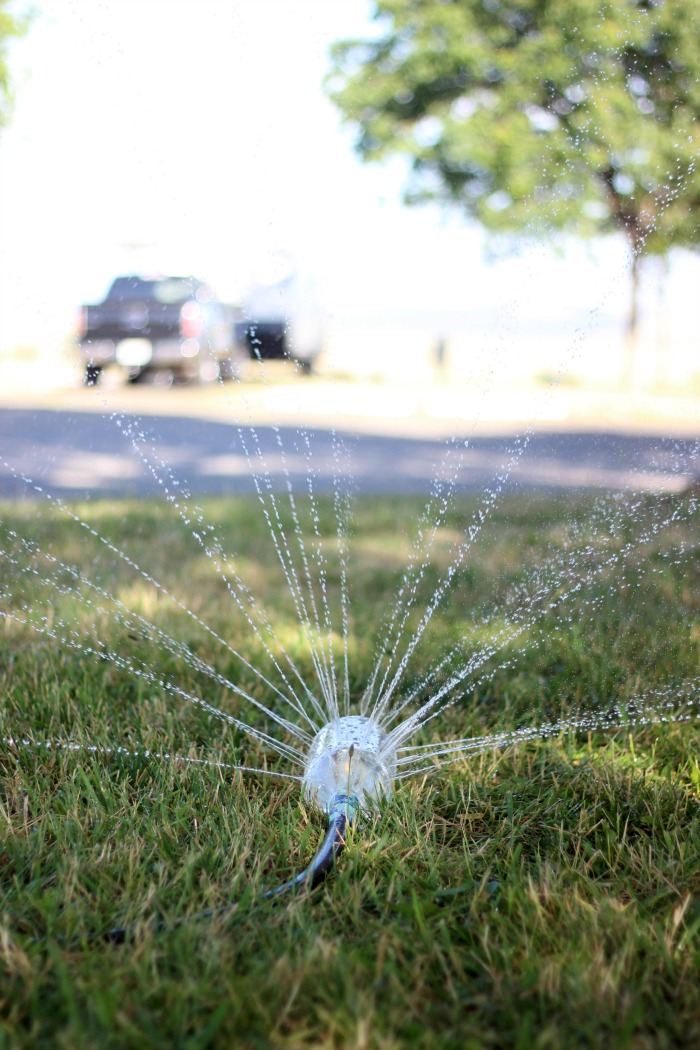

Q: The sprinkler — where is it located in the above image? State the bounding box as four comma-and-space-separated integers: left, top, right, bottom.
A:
264, 716, 397, 897
302, 715, 396, 813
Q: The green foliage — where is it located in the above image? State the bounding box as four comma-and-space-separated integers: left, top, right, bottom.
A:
328, 0, 700, 260
0, 0, 29, 128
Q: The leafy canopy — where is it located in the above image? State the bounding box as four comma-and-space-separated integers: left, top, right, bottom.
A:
0, 0, 29, 129
328, 0, 700, 260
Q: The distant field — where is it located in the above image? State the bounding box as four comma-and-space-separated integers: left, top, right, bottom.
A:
1, 490, 699, 1048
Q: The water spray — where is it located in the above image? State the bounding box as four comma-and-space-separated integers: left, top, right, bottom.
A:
2, 392, 697, 947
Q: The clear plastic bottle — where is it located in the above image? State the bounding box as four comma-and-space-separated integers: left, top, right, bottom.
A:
302, 715, 397, 813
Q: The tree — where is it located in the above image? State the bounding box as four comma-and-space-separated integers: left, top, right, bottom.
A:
0, 0, 29, 130
328, 0, 700, 344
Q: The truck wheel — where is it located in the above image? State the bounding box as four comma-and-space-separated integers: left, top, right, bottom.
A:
85, 365, 102, 386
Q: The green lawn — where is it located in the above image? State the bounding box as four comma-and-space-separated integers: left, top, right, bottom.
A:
1, 489, 699, 1049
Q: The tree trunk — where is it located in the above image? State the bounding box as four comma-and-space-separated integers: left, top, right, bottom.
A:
622, 247, 641, 389
628, 250, 640, 338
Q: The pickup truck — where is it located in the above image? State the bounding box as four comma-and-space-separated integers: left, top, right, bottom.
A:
76, 275, 237, 385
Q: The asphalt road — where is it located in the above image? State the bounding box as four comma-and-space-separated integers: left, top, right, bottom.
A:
0, 405, 697, 500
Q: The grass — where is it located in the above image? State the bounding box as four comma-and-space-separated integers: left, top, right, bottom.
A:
1, 488, 699, 1049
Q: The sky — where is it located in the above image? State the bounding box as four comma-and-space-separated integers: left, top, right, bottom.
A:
0, 0, 698, 369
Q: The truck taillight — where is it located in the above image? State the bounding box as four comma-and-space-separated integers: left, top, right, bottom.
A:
180, 301, 204, 339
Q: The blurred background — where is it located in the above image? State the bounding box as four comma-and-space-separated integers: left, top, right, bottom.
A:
0, 0, 698, 421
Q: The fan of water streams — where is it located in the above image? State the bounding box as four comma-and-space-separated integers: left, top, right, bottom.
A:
2, 0, 700, 883
1, 339, 699, 825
